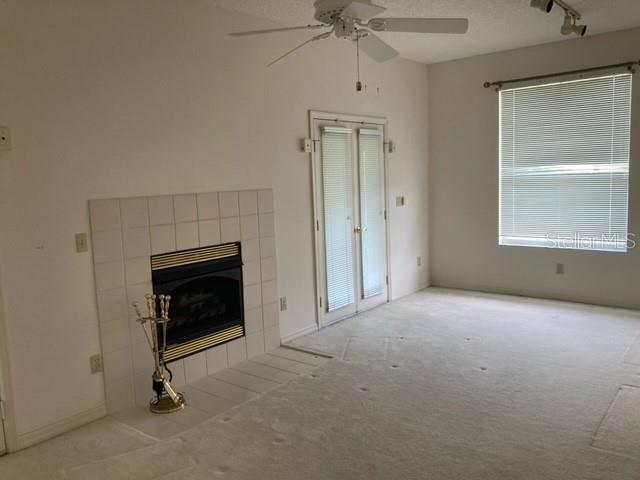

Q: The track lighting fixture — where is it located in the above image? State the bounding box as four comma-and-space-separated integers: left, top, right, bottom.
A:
531, 0, 587, 38
530, 0, 554, 13
561, 14, 587, 36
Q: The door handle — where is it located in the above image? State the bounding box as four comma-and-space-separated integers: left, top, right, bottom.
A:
354, 226, 362, 233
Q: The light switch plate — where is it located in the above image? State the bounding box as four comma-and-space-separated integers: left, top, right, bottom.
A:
0, 126, 11, 151
280, 296, 288, 311
75, 233, 89, 253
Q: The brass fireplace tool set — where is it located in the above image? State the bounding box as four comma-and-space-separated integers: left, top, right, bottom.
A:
132, 294, 185, 414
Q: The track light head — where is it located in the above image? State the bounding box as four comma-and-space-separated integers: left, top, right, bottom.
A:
561, 14, 587, 37
530, 0, 554, 13
561, 14, 573, 34
573, 23, 587, 37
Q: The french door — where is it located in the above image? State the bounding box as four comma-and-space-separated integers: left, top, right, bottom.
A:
312, 115, 389, 327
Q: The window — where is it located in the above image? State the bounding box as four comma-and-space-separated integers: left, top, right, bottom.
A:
499, 73, 632, 252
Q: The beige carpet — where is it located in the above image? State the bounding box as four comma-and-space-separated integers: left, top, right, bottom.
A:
2, 287, 640, 479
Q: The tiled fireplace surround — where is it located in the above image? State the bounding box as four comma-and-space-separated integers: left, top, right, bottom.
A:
89, 189, 280, 414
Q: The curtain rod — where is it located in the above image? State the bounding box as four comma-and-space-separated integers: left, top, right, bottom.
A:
483, 60, 640, 91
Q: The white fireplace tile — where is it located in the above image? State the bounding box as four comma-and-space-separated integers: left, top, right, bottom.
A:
240, 214, 259, 240
167, 359, 186, 387
257, 189, 274, 214
233, 359, 297, 384
258, 213, 275, 238
173, 194, 197, 223
90, 199, 121, 232
100, 319, 131, 354
190, 376, 256, 403
196, 192, 219, 220
103, 347, 134, 384
105, 376, 135, 414
226, 337, 247, 366
95, 261, 125, 292
176, 222, 199, 250
212, 368, 278, 393
239, 190, 258, 216
125, 257, 151, 286
261, 279, 278, 305
92, 229, 124, 264
120, 197, 149, 228
123, 227, 151, 259
151, 224, 176, 254
132, 340, 155, 376
243, 260, 260, 287
148, 195, 175, 226
133, 372, 153, 407
219, 191, 239, 218
129, 316, 147, 345
259, 236, 276, 259
184, 352, 208, 383
246, 333, 266, 358
198, 219, 221, 247
262, 302, 279, 329
206, 345, 228, 374
264, 325, 281, 351
179, 386, 235, 414
260, 257, 277, 282
244, 307, 263, 334
97, 287, 127, 324
241, 238, 259, 262
243, 284, 262, 310
126, 282, 153, 320
220, 217, 240, 243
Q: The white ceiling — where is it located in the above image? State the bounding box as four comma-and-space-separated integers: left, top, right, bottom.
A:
209, 0, 640, 64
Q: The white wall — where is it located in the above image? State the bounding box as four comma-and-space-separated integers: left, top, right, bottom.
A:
0, 0, 429, 445
429, 28, 640, 308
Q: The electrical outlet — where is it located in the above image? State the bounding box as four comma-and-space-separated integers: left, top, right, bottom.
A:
556, 263, 564, 275
90, 354, 103, 374
75, 233, 89, 253
280, 296, 287, 311
417, 256, 422, 266
0, 126, 11, 151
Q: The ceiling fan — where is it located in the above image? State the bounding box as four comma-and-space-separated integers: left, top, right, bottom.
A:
229, 0, 469, 66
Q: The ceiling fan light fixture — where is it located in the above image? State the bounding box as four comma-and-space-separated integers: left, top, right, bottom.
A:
530, 0, 554, 13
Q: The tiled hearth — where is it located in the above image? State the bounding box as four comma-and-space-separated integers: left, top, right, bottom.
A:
89, 189, 280, 413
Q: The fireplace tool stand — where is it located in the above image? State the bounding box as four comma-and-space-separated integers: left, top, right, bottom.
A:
133, 294, 185, 414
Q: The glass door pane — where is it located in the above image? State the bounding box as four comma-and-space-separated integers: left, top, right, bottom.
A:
321, 126, 356, 312
358, 128, 386, 299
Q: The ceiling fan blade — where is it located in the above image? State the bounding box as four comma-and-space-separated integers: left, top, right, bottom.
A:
230, 24, 328, 37
368, 18, 469, 34
341, 0, 386, 21
357, 31, 398, 63
268, 31, 332, 67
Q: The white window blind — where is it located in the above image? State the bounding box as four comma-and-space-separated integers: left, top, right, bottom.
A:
358, 128, 386, 299
499, 73, 632, 252
321, 126, 355, 312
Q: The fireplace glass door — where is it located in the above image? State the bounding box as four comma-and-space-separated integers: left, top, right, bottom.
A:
313, 119, 389, 326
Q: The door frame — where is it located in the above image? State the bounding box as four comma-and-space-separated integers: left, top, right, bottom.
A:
309, 110, 392, 328
0, 272, 17, 453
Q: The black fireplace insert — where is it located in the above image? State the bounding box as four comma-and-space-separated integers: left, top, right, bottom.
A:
151, 242, 245, 361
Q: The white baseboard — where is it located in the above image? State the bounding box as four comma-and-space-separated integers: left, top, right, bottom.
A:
280, 323, 318, 344
15, 403, 106, 451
